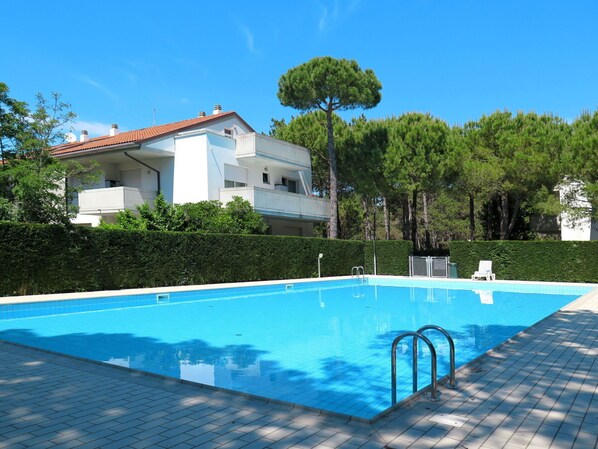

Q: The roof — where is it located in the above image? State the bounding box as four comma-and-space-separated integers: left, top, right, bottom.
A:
51, 111, 253, 157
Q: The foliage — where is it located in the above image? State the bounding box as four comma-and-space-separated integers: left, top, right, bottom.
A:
364, 240, 412, 275
449, 240, 598, 283
0, 84, 99, 225
383, 113, 450, 249
468, 111, 569, 239
271, 111, 350, 196
103, 194, 268, 234
566, 110, 598, 208
278, 57, 382, 238
0, 222, 364, 295
0, 82, 29, 165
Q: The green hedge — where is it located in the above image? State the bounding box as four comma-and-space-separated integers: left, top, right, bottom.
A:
0, 223, 365, 296
7, 222, 595, 296
364, 240, 413, 275
449, 240, 598, 283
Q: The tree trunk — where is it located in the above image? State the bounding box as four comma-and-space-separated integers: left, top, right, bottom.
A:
486, 198, 494, 240
500, 193, 509, 240
362, 196, 372, 240
410, 190, 418, 250
401, 195, 410, 240
422, 191, 431, 250
469, 194, 475, 240
0, 140, 5, 169
508, 196, 521, 237
326, 109, 338, 239
383, 196, 390, 240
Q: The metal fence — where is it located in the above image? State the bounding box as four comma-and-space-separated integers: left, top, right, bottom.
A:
409, 256, 450, 278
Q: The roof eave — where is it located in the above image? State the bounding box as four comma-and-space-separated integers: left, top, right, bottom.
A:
53, 142, 142, 159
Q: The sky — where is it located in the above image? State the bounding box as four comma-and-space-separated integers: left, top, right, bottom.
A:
2, 1, 598, 137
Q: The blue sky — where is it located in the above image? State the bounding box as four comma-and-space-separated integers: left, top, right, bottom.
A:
2, 1, 597, 137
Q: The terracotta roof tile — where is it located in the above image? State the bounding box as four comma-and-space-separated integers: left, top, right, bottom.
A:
51, 111, 250, 156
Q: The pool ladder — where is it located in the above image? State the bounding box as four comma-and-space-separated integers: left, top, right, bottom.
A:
351, 266, 365, 283
391, 325, 457, 404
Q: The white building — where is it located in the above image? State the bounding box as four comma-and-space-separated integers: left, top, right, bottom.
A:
52, 107, 329, 236
558, 181, 598, 241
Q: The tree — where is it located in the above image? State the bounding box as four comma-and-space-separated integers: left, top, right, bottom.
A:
270, 111, 350, 198
566, 110, 598, 207
346, 117, 391, 240
0, 82, 28, 166
383, 113, 450, 250
0, 86, 98, 225
277, 57, 382, 238
448, 124, 502, 240
474, 111, 567, 239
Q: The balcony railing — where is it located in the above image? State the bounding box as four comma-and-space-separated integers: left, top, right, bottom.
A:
235, 133, 311, 169
78, 186, 156, 215
220, 186, 328, 222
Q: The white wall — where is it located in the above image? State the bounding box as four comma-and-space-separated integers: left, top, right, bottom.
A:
206, 133, 238, 201
173, 134, 209, 203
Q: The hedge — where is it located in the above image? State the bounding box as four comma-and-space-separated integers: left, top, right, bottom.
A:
449, 240, 598, 283
364, 240, 412, 275
3, 222, 596, 296
0, 223, 366, 296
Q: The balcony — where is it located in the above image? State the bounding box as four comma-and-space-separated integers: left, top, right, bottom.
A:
235, 133, 311, 170
220, 187, 329, 222
78, 187, 157, 215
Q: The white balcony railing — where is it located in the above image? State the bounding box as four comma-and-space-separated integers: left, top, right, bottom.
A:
235, 133, 311, 169
78, 187, 157, 215
220, 187, 329, 222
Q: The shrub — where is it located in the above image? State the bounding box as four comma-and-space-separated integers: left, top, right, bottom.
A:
449, 240, 598, 283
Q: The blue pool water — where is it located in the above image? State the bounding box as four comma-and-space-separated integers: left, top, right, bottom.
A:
0, 279, 593, 419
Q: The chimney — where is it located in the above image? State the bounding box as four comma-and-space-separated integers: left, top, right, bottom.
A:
212, 104, 222, 115
110, 124, 119, 137
80, 130, 89, 142
198, 111, 206, 117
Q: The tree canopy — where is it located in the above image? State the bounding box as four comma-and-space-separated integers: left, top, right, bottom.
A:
0, 84, 98, 225
277, 57, 382, 238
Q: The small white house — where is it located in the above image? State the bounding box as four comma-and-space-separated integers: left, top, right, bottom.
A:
52, 107, 329, 236
558, 181, 598, 241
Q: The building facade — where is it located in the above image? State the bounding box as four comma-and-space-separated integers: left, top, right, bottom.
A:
52, 108, 329, 236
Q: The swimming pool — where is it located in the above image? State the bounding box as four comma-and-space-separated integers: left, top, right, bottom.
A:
0, 278, 593, 419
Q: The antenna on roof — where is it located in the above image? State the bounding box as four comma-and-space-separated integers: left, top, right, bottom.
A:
153, 108, 156, 125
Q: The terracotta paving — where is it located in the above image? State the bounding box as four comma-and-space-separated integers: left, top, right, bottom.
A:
1, 288, 596, 448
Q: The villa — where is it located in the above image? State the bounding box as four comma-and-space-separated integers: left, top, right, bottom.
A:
51, 105, 329, 236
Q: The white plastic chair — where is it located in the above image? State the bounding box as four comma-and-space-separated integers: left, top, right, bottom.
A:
471, 260, 496, 281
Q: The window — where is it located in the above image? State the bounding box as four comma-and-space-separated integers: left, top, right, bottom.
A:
263, 173, 270, 184
224, 180, 246, 188
282, 177, 297, 193
224, 128, 233, 138
224, 164, 247, 188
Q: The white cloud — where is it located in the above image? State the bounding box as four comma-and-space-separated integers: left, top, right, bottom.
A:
79, 76, 119, 101
318, 0, 358, 31
240, 25, 258, 54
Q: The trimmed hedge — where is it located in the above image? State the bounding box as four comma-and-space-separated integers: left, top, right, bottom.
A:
449, 240, 598, 283
364, 240, 412, 275
0, 223, 365, 296
5, 222, 596, 296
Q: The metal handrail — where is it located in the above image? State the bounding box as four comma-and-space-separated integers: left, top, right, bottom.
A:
391, 331, 438, 404
416, 325, 457, 389
351, 266, 365, 283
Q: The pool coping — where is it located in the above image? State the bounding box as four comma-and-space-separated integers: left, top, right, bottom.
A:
1, 276, 596, 424
1, 275, 595, 305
